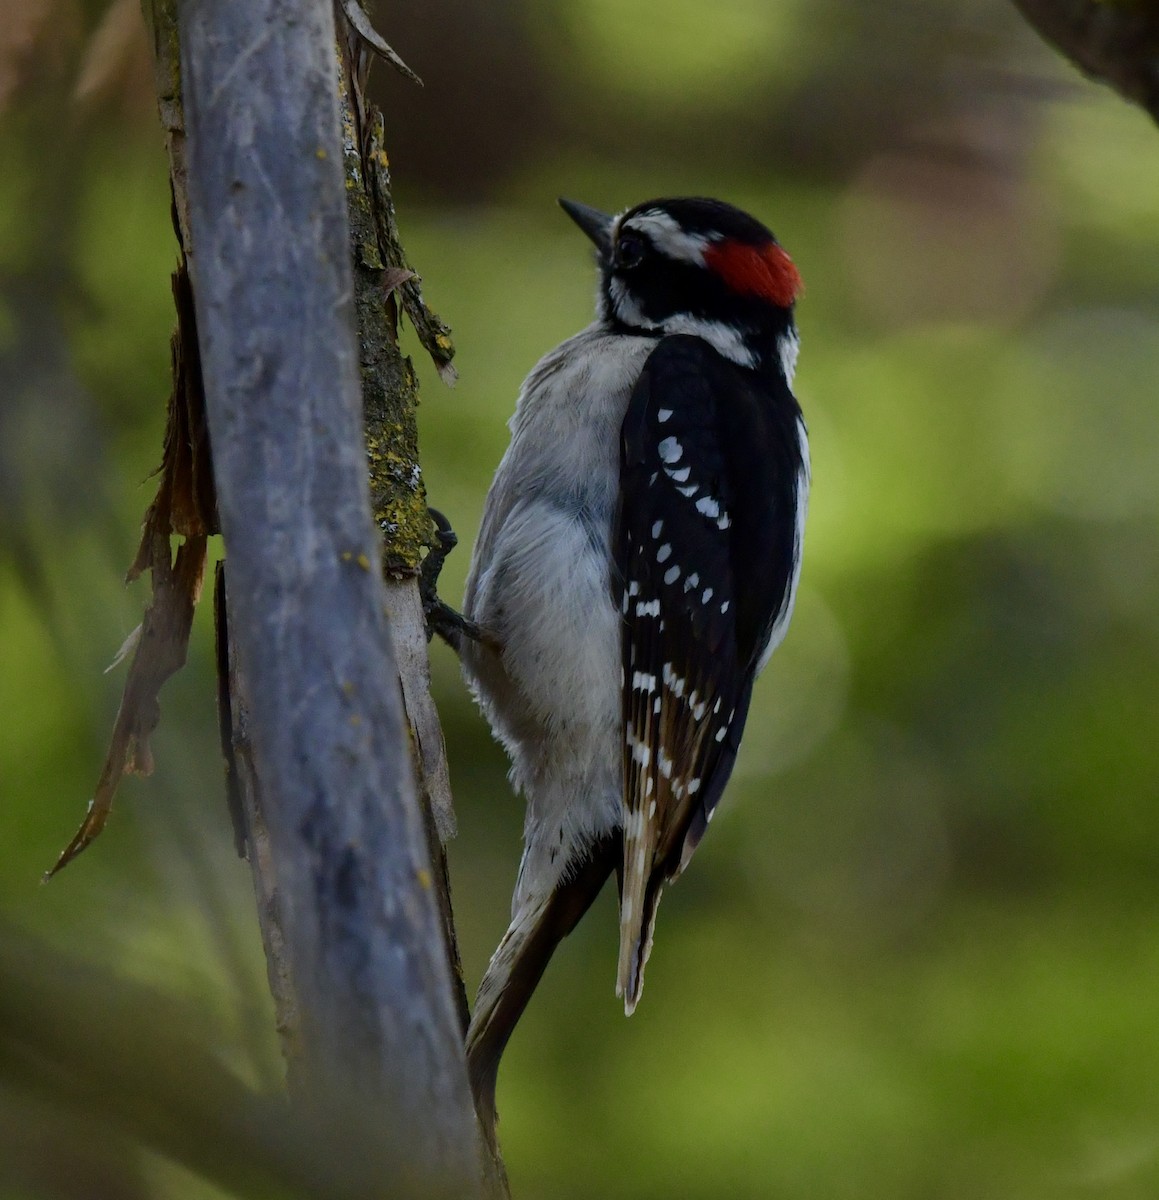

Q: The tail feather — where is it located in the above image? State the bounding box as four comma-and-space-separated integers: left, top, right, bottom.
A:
466, 834, 618, 1128
616, 817, 663, 1014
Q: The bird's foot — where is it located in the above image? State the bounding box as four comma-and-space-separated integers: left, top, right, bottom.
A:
421, 508, 496, 653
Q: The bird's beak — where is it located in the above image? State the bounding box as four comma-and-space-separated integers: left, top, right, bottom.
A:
559, 198, 614, 256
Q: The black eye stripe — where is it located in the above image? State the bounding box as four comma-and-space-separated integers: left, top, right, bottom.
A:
617, 232, 645, 269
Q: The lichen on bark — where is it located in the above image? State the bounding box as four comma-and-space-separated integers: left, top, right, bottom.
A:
337, 58, 451, 576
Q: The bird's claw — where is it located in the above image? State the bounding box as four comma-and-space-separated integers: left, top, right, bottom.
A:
421, 508, 496, 653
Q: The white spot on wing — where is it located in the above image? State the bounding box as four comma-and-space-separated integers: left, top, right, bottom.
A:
663, 565, 680, 585
658, 437, 682, 464
656, 543, 672, 563
695, 495, 720, 519
662, 663, 687, 698
657, 408, 673, 423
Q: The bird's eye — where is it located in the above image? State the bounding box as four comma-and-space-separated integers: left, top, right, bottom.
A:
617, 232, 645, 269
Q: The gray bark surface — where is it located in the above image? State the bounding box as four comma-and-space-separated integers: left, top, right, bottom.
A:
178, 0, 482, 1190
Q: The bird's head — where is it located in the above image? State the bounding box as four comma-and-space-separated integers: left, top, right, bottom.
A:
560, 196, 801, 378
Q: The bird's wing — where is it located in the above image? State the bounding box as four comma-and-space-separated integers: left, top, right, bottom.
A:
613, 334, 805, 1010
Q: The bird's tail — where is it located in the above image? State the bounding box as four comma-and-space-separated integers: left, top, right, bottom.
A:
615, 813, 664, 1015
466, 834, 618, 1129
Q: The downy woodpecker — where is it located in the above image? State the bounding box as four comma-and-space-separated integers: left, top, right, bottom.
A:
459, 197, 808, 1119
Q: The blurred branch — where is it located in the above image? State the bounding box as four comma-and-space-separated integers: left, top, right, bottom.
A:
0, 924, 418, 1200
169, 0, 483, 1192
1012, 0, 1159, 124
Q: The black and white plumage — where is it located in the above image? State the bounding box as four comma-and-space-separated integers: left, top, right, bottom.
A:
459, 196, 809, 1120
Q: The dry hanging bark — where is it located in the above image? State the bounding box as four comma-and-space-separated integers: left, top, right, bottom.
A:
45, 230, 215, 877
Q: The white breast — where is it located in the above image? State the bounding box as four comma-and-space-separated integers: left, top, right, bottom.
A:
462, 326, 657, 898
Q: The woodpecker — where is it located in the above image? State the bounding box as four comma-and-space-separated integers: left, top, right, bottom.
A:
458, 196, 808, 1120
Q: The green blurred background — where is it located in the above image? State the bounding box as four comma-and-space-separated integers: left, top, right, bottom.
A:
5, 0, 1159, 1196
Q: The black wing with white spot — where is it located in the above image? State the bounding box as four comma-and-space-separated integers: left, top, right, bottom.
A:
612, 333, 805, 1008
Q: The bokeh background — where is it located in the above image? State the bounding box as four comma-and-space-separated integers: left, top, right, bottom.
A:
5, 1, 1159, 1197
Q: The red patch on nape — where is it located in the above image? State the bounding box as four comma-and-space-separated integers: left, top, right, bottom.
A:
704, 240, 801, 307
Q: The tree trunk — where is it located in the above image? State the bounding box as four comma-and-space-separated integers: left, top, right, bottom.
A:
170, 0, 485, 1191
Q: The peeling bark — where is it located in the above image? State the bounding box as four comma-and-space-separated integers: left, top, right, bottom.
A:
46, 229, 214, 877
